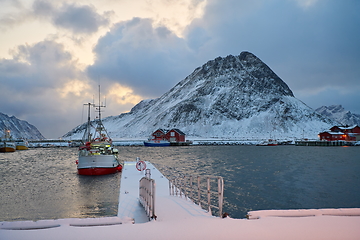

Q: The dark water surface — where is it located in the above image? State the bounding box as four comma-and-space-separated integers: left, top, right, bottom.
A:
0, 145, 359, 221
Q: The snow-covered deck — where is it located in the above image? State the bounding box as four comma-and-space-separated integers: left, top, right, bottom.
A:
1, 161, 360, 240
118, 161, 212, 224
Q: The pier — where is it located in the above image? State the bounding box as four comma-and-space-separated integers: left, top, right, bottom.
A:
295, 140, 355, 146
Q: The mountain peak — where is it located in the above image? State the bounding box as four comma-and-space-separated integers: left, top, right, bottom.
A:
0, 112, 44, 140
191, 51, 294, 98
65, 51, 333, 140
315, 105, 360, 126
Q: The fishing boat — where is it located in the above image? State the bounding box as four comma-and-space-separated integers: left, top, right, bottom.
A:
267, 139, 278, 146
15, 139, 29, 150
0, 129, 16, 152
76, 87, 122, 175
143, 139, 171, 147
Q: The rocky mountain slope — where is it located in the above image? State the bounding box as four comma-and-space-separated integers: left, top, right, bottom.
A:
0, 112, 45, 140
315, 105, 360, 126
64, 52, 335, 140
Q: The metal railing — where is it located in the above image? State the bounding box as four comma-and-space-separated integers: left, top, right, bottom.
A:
139, 176, 156, 220
169, 175, 224, 217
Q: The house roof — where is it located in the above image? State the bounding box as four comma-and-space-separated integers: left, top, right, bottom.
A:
338, 125, 359, 130
331, 125, 359, 130
320, 131, 345, 135
170, 128, 186, 135
154, 129, 168, 134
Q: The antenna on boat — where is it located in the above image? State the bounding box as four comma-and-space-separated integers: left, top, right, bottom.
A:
96, 85, 106, 120
82, 102, 95, 143
94, 85, 111, 140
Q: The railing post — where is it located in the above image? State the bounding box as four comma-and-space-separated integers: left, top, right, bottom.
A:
145, 169, 151, 178
197, 176, 201, 208
151, 179, 156, 219
218, 177, 223, 217
207, 177, 211, 213
189, 176, 193, 201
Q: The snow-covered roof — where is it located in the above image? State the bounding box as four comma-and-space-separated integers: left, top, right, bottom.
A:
320, 131, 345, 135
338, 125, 359, 130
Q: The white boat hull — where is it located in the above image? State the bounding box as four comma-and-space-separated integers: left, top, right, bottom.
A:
77, 154, 121, 175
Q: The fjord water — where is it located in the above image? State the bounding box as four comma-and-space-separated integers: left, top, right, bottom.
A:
0, 145, 359, 221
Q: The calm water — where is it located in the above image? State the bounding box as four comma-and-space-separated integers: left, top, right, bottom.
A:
0, 145, 359, 221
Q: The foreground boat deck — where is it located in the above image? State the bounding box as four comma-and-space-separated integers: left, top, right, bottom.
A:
1, 161, 360, 239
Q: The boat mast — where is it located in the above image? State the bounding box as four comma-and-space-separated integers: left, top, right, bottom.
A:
83, 102, 94, 143
94, 85, 109, 139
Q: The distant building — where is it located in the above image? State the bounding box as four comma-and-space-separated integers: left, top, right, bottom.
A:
149, 128, 186, 143
165, 129, 186, 143
319, 125, 360, 141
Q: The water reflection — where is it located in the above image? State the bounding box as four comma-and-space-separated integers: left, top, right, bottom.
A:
1, 145, 359, 221
76, 174, 121, 218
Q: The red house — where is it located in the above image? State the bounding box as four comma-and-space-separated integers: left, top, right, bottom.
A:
151, 129, 168, 141
149, 128, 186, 143
319, 125, 360, 141
165, 129, 186, 143
318, 131, 347, 141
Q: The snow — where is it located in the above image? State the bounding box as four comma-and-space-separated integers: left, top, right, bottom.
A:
315, 105, 360, 126
0, 112, 44, 140
1, 161, 360, 240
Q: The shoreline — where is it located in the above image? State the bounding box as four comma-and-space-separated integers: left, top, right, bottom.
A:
23, 139, 360, 147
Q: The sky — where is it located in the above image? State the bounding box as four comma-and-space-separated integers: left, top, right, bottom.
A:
0, 0, 359, 139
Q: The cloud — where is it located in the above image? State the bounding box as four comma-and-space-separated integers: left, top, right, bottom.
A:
1, 0, 360, 138
52, 3, 111, 34
0, 38, 149, 138
32, 0, 111, 34
88, 17, 197, 98
0, 0, 32, 31
88, 0, 360, 113
0, 40, 92, 138
183, 0, 360, 110
0, 0, 111, 34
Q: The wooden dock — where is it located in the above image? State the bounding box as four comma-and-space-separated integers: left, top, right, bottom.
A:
295, 140, 355, 146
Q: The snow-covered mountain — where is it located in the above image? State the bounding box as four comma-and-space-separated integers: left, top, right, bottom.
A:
315, 105, 360, 127
0, 112, 45, 140
64, 51, 335, 140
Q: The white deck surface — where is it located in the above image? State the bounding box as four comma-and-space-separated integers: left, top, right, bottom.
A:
118, 161, 212, 224
1, 161, 360, 240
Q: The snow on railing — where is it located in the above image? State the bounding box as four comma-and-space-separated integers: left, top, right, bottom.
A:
139, 173, 156, 220
169, 175, 224, 217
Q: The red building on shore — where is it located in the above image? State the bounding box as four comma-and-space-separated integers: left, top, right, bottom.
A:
318, 125, 360, 141
150, 128, 186, 143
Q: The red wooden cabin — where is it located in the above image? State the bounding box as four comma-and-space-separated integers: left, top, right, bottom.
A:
319, 125, 360, 141
149, 128, 186, 142
165, 129, 186, 143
